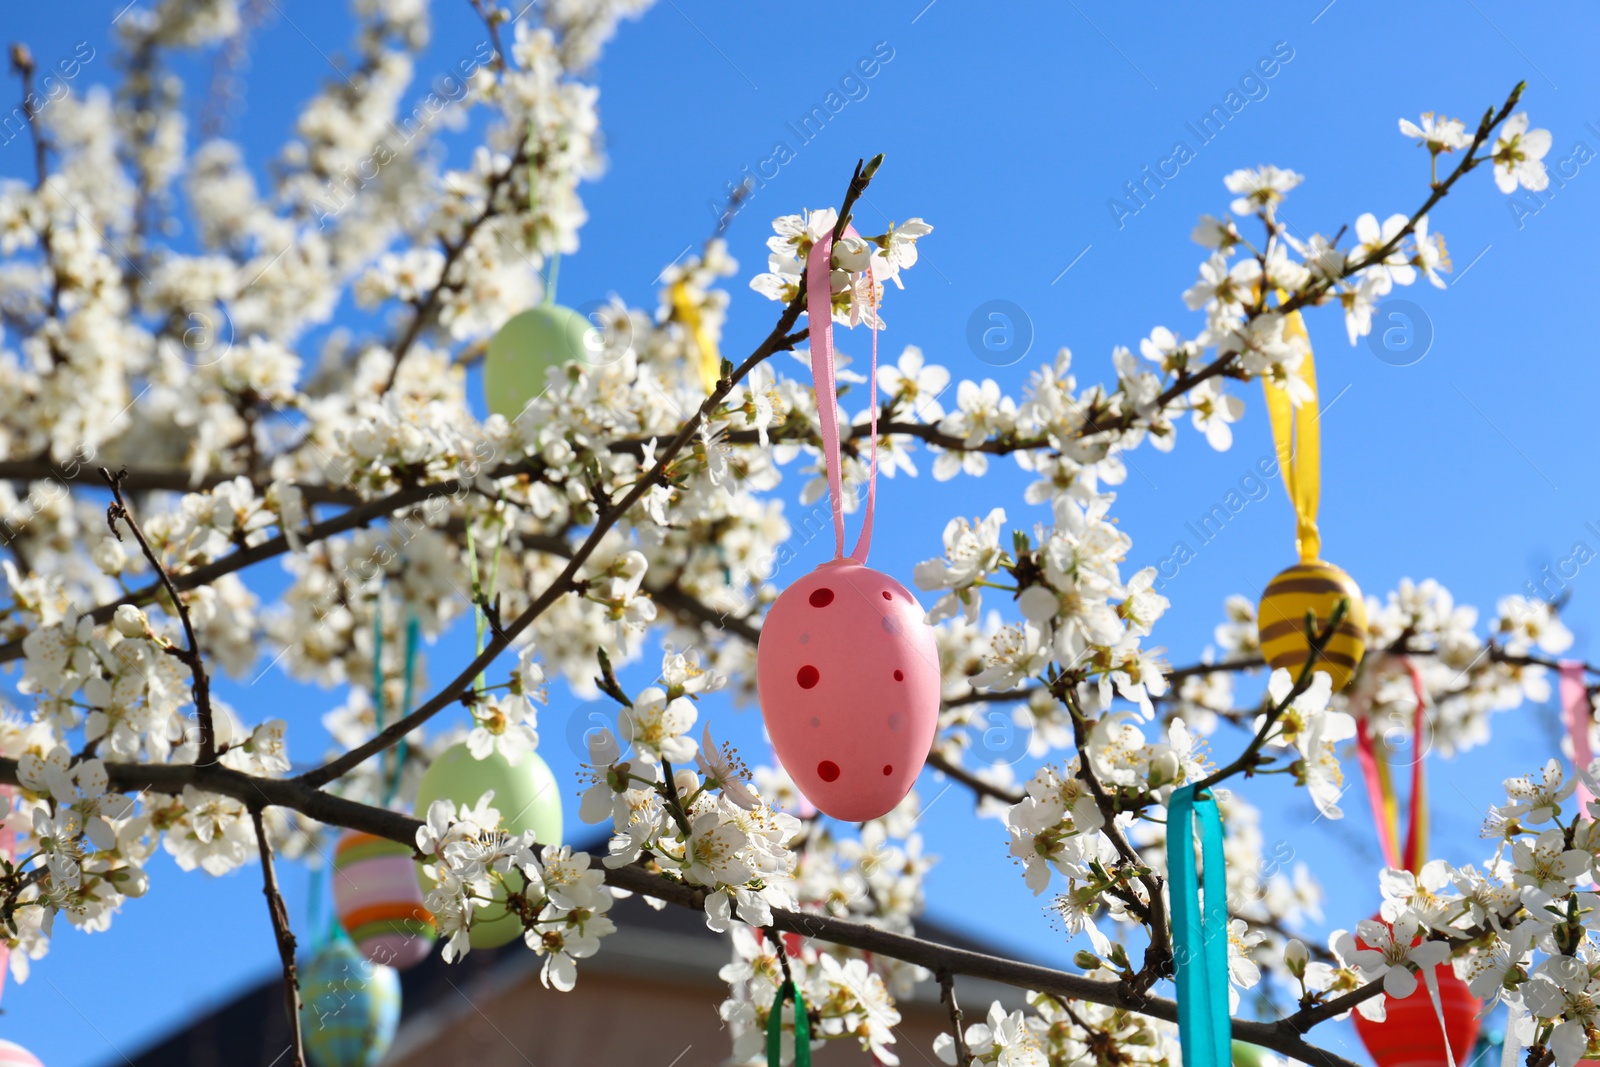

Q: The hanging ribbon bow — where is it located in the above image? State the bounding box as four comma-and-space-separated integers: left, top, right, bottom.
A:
803, 225, 879, 563
767, 980, 812, 1067
1261, 307, 1321, 563
1561, 661, 1595, 813
1168, 785, 1231, 1067
670, 278, 723, 393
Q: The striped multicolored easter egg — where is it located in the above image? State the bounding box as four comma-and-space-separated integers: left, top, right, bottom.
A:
332, 830, 436, 971
299, 938, 401, 1067
0, 1039, 42, 1066
1257, 559, 1367, 691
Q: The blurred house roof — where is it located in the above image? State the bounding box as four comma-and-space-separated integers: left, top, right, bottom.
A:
118, 840, 1034, 1067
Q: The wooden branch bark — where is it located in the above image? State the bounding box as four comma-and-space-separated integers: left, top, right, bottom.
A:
251, 806, 307, 1067
0, 753, 1372, 1067
938, 969, 973, 1067
102, 468, 218, 765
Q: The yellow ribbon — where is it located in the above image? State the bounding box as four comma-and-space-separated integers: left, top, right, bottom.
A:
1384, 759, 1432, 874
670, 279, 721, 393
1371, 739, 1401, 862
1261, 306, 1321, 563
1413, 760, 1429, 873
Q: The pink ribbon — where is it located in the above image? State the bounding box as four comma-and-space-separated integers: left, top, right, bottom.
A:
1561, 660, 1594, 812
804, 224, 879, 563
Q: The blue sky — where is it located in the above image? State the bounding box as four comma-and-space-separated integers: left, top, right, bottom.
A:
4, 2, 1599, 1064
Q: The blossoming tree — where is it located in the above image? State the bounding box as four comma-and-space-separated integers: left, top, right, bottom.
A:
0, 3, 1586, 1066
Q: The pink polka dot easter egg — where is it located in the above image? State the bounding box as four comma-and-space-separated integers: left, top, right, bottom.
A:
0, 1039, 42, 1067
757, 558, 940, 822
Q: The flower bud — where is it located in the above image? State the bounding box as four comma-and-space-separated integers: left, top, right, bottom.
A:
1074, 950, 1102, 971
93, 538, 127, 575
109, 865, 149, 898
113, 604, 148, 638
1284, 938, 1308, 978
1148, 750, 1182, 788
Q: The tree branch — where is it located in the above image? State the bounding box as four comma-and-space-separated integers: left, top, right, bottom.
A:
938, 969, 973, 1067
250, 806, 307, 1067
8, 45, 48, 191
1165, 657, 1266, 685
0, 750, 1363, 1067
1191, 602, 1347, 794
102, 467, 218, 766
1135, 83, 1527, 428
926, 751, 1024, 806
1061, 684, 1171, 992
380, 135, 530, 393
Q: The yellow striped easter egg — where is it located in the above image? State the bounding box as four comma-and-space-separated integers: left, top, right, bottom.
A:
1257, 560, 1367, 691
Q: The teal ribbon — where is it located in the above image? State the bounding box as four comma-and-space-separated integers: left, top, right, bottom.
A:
1168, 785, 1231, 1067
767, 980, 811, 1067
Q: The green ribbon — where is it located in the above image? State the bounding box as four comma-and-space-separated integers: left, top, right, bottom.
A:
1168, 785, 1231, 1067
767, 980, 811, 1067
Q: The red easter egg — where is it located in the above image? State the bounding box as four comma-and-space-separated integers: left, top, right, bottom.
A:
757, 558, 940, 821
1352, 915, 1481, 1067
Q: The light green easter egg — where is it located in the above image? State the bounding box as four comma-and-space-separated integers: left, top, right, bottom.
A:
482, 305, 595, 420
1232, 1042, 1266, 1067
413, 742, 564, 948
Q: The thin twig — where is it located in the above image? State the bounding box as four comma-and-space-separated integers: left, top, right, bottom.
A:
926, 751, 1024, 806
8, 45, 48, 191
250, 806, 306, 1067
1279, 976, 1386, 1034
101, 467, 218, 765
1165, 657, 1267, 684
1060, 684, 1170, 993
938, 970, 973, 1067
380, 136, 530, 393
1191, 600, 1348, 794
765, 926, 796, 987
1130, 83, 1527, 430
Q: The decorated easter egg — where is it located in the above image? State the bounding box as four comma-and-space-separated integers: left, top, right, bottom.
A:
482, 305, 594, 420
1351, 915, 1480, 1067
298, 937, 401, 1067
1257, 559, 1367, 692
1231, 1043, 1265, 1067
757, 558, 941, 822
332, 829, 436, 970
0, 1040, 41, 1067
413, 743, 563, 948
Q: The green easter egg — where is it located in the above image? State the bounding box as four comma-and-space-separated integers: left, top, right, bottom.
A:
482, 305, 595, 420
413, 742, 564, 948
1232, 1042, 1266, 1067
